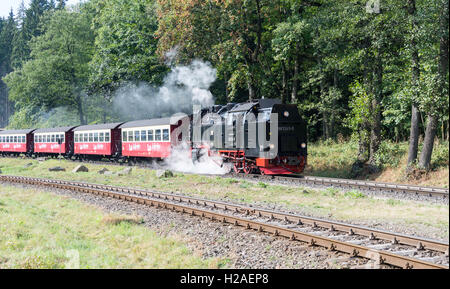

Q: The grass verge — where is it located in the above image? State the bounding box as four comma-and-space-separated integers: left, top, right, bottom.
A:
0, 184, 221, 269
305, 140, 449, 188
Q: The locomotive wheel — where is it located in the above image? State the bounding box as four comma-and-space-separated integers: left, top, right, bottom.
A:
233, 162, 241, 174
243, 163, 254, 175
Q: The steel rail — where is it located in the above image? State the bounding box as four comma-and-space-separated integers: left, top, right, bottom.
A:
237, 173, 449, 198
1, 175, 448, 269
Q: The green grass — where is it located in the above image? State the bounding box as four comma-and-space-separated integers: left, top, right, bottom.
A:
305, 140, 449, 187
0, 184, 222, 269
0, 157, 448, 240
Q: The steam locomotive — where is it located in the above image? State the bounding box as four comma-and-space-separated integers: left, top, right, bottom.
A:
0, 99, 307, 175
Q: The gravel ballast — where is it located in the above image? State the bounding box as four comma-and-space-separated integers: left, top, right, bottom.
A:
1, 182, 380, 269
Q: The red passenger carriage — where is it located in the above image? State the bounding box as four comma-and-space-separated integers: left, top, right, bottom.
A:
0, 129, 35, 155
33, 126, 78, 156
73, 123, 123, 158
119, 118, 182, 159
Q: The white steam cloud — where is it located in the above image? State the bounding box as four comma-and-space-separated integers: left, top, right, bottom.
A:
113, 60, 217, 120
161, 143, 231, 175
113, 58, 229, 175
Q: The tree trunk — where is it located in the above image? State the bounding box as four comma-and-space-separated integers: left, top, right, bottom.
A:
247, 79, 255, 101
407, 104, 421, 165
407, 0, 421, 168
418, 115, 437, 170
369, 53, 382, 166
281, 62, 288, 104
291, 51, 299, 104
358, 124, 370, 163
76, 94, 86, 125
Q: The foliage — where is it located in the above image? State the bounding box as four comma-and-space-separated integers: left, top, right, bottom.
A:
0, 0, 448, 170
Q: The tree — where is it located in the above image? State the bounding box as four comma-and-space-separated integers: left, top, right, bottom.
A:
418, 0, 449, 170
406, 0, 421, 169
11, 0, 52, 69
4, 7, 95, 126
0, 10, 17, 127
89, 0, 167, 98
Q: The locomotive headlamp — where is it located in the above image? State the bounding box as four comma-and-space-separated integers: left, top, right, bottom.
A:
269, 143, 275, 149
284, 111, 290, 117
301, 143, 306, 149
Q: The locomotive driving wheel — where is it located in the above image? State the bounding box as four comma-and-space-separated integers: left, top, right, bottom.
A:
233, 161, 242, 174
243, 162, 254, 174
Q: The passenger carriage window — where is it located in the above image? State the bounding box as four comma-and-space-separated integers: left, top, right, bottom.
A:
74, 134, 78, 143
6, 136, 9, 142
94, 133, 99, 142
88, 133, 92, 142
128, 131, 133, 142
155, 129, 161, 141
163, 129, 169, 141
122, 131, 126, 142
51, 135, 55, 143
148, 130, 153, 141
134, 130, 140, 142
14, 136, 17, 143
105, 132, 110, 142
141, 130, 147, 142
46, 135, 50, 143
22, 136, 26, 143
100, 132, 104, 142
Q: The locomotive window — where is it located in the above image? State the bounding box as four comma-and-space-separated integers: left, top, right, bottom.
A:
134, 130, 140, 142
141, 130, 147, 142
89, 133, 93, 142
94, 133, 99, 142
148, 130, 153, 141
99, 132, 104, 142
163, 129, 169, 141
155, 130, 161, 141
105, 132, 110, 142
122, 131, 127, 142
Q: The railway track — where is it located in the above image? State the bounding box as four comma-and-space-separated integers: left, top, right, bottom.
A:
237, 174, 449, 199
1, 156, 448, 200
1, 174, 448, 269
